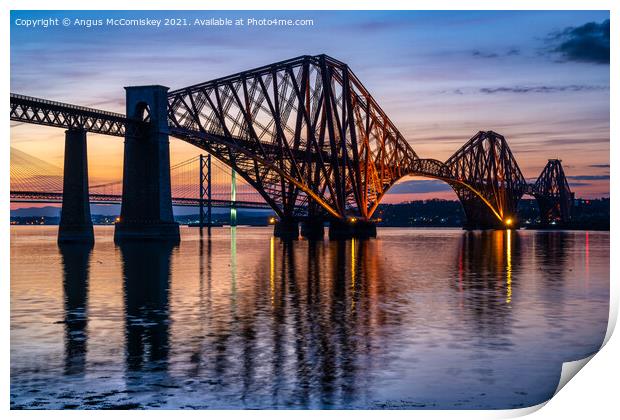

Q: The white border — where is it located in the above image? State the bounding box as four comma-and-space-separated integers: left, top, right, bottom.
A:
2, 1, 616, 419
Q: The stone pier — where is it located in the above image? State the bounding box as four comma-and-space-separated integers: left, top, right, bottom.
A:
328, 218, 377, 240
273, 218, 299, 239
58, 128, 94, 244
300, 219, 325, 240
114, 85, 179, 242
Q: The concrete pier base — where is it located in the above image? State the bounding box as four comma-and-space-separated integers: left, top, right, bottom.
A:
114, 85, 179, 243
460, 197, 514, 230
273, 219, 299, 239
300, 219, 325, 240
329, 219, 377, 240
462, 217, 514, 230
58, 128, 94, 244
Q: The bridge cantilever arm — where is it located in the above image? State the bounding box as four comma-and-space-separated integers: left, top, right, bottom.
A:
168, 126, 343, 220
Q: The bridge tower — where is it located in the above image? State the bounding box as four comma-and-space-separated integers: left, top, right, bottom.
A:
114, 86, 180, 242
532, 159, 573, 225
58, 128, 94, 243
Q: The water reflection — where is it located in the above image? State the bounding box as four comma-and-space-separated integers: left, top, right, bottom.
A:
188, 232, 212, 378
174, 236, 395, 408
455, 231, 522, 344
59, 243, 92, 376
11, 227, 609, 409
506, 230, 512, 304
535, 231, 569, 281
119, 242, 176, 373
533, 231, 571, 321
55, 229, 578, 405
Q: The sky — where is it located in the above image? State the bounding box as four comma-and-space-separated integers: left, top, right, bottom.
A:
10, 10, 610, 207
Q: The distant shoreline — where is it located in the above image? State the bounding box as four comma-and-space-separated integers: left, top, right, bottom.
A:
9, 223, 609, 232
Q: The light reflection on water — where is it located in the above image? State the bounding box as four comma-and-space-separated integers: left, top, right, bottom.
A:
10, 226, 609, 409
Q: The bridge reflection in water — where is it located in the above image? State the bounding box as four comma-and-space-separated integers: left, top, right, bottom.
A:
120, 242, 175, 374
9, 227, 608, 409
59, 243, 92, 377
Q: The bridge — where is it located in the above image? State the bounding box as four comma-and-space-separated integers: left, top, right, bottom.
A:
9, 54, 573, 243
11, 147, 272, 210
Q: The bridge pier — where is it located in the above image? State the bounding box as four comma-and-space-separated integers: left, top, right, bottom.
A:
535, 198, 557, 226
114, 85, 179, 242
58, 128, 94, 244
273, 218, 299, 239
459, 194, 517, 230
461, 213, 516, 229
300, 219, 325, 240
328, 218, 377, 240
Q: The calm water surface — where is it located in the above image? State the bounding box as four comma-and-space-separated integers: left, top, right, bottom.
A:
10, 226, 609, 409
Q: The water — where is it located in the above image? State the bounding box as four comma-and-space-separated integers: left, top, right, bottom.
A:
10, 226, 609, 409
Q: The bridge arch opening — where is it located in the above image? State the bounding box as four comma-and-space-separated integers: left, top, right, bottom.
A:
132, 102, 151, 123
379, 174, 507, 228
381, 175, 460, 204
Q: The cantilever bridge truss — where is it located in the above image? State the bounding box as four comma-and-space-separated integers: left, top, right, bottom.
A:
10, 54, 573, 227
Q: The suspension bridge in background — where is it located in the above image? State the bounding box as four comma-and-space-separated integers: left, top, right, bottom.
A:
9, 54, 574, 243
10, 147, 269, 211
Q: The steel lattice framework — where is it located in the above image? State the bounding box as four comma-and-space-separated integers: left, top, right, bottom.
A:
443, 131, 527, 227
9, 54, 576, 227
530, 159, 573, 224
9, 93, 146, 137
167, 55, 418, 221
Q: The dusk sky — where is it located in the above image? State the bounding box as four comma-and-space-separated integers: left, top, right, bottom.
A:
10, 10, 610, 205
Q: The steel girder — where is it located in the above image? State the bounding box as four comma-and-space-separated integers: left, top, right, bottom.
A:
530, 159, 573, 224
167, 54, 418, 221
9, 93, 146, 137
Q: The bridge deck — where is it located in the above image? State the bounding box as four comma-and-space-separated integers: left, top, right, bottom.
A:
10, 191, 272, 209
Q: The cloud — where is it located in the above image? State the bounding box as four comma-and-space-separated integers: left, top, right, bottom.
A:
548, 19, 610, 64
479, 85, 606, 94
527, 137, 610, 148
442, 84, 607, 96
389, 180, 452, 194
414, 134, 472, 143
471, 47, 520, 59
567, 181, 593, 187
568, 175, 609, 181
472, 50, 498, 59
352, 20, 409, 33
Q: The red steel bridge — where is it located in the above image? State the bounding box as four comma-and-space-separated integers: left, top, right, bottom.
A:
9, 54, 573, 242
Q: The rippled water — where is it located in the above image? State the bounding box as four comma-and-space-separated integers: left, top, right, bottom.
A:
10, 226, 609, 409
